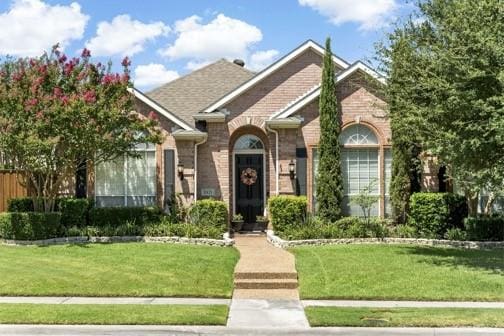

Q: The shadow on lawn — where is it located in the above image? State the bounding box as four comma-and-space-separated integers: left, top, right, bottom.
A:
400, 246, 504, 275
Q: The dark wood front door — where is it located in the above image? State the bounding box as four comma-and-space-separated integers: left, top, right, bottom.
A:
235, 154, 264, 231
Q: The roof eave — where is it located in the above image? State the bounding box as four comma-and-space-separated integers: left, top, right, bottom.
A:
172, 130, 208, 141
128, 87, 194, 131
265, 118, 302, 129
193, 112, 226, 123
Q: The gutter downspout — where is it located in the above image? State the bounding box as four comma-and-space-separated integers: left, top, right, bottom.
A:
193, 135, 208, 202
265, 123, 279, 195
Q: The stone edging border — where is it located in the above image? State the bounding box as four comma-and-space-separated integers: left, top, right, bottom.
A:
266, 230, 504, 249
0, 232, 234, 247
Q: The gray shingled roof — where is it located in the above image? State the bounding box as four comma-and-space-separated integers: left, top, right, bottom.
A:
146, 59, 255, 127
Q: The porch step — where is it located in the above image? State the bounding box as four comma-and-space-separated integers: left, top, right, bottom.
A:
234, 278, 298, 290
235, 272, 298, 280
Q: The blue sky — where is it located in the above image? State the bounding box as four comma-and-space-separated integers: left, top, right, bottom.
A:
0, 0, 412, 90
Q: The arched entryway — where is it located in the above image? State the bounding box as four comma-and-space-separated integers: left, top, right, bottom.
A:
232, 134, 266, 231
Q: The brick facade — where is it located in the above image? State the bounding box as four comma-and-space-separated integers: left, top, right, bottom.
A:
91, 46, 440, 218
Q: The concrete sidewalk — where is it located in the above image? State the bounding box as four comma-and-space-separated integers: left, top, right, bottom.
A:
1, 325, 504, 336
302, 300, 504, 308
0, 297, 229, 305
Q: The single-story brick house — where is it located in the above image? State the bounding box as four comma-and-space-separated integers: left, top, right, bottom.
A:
86, 40, 444, 227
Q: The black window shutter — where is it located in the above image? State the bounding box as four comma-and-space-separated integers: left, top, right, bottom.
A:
75, 159, 87, 198
296, 148, 307, 196
164, 149, 175, 212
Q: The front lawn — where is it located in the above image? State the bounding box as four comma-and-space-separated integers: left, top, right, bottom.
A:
0, 243, 239, 298
292, 245, 504, 301
0, 304, 228, 325
306, 307, 504, 327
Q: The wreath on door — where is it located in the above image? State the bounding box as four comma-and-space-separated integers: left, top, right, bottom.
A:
241, 168, 258, 186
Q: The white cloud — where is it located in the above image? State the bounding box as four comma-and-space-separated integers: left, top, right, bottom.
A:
86, 14, 169, 57
134, 63, 179, 90
299, 0, 397, 31
0, 0, 89, 57
159, 14, 263, 69
248, 49, 279, 71
186, 60, 212, 71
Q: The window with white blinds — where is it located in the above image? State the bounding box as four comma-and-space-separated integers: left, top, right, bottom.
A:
341, 148, 380, 216
95, 143, 156, 207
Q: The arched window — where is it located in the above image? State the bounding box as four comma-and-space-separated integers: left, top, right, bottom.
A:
234, 135, 264, 151
340, 124, 379, 145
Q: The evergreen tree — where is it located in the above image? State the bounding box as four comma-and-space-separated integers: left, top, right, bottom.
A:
316, 37, 344, 222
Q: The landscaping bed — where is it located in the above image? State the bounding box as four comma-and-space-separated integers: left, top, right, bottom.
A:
292, 244, 504, 301
0, 304, 228, 325
0, 243, 239, 298
306, 307, 504, 327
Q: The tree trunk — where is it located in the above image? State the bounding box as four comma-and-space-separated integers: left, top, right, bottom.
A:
465, 191, 479, 217
483, 192, 496, 215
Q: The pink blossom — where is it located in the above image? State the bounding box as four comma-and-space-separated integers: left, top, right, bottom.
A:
121, 57, 131, 67
60, 95, 69, 105
12, 72, 24, 81
53, 87, 62, 97
36, 111, 44, 120
38, 65, 47, 74
64, 63, 75, 76
58, 54, 67, 64
81, 48, 91, 58
148, 111, 158, 120
26, 98, 38, 107
83, 90, 96, 104
29, 59, 37, 67
121, 73, 130, 83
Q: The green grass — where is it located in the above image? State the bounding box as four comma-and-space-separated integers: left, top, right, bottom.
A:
306, 307, 504, 327
292, 244, 504, 301
0, 243, 239, 298
0, 304, 228, 325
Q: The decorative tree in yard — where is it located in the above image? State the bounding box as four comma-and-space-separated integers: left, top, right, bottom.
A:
316, 37, 344, 222
378, 0, 504, 216
0, 45, 162, 212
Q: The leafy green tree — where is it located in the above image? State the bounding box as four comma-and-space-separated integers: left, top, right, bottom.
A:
0, 45, 162, 212
378, 0, 504, 216
316, 37, 344, 222
350, 180, 379, 225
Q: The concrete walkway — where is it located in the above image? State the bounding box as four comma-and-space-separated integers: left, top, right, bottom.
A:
302, 300, 504, 308
0, 297, 229, 305
228, 234, 309, 328
1, 325, 504, 336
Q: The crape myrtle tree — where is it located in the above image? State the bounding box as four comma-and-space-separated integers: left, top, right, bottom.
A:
316, 37, 344, 222
0, 45, 162, 212
378, 0, 504, 216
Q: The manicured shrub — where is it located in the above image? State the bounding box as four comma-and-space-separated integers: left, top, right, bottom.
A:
188, 199, 228, 231
0, 212, 62, 240
88, 206, 163, 228
392, 224, 418, 238
7, 197, 34, 212
59, 198, 91, 228
444, 228, 467, 241
268, 196, 307, 232
464, 216, 504, 241
408, 192, 467, 238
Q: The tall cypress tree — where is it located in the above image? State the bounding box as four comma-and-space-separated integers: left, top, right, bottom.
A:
316, 37, 344, 222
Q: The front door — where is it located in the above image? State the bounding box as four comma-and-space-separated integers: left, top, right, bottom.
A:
235, 154, 264, 231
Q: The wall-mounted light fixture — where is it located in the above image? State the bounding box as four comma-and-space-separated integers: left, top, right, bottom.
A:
177, 162, 184, 180
289, 160, 295, 180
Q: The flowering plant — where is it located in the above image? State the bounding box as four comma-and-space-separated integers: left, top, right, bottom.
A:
0, 45, 162, 211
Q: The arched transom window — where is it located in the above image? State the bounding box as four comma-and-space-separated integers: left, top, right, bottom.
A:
234, 135, 264, 151
340, 124, 379, 145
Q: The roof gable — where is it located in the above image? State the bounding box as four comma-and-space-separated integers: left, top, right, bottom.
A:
272, 61, 385, 120
202, 40, 350, 113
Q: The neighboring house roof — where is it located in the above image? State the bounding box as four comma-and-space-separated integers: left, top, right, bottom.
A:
202, 39, 350, 113
145, 59, 254, 127
127, 87, 194, 131
271, 61, 386, 120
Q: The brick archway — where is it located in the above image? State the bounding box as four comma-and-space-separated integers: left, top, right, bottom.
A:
229, 125, 270, 223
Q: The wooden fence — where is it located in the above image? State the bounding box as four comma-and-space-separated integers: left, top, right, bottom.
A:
0, 171, 27, 212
